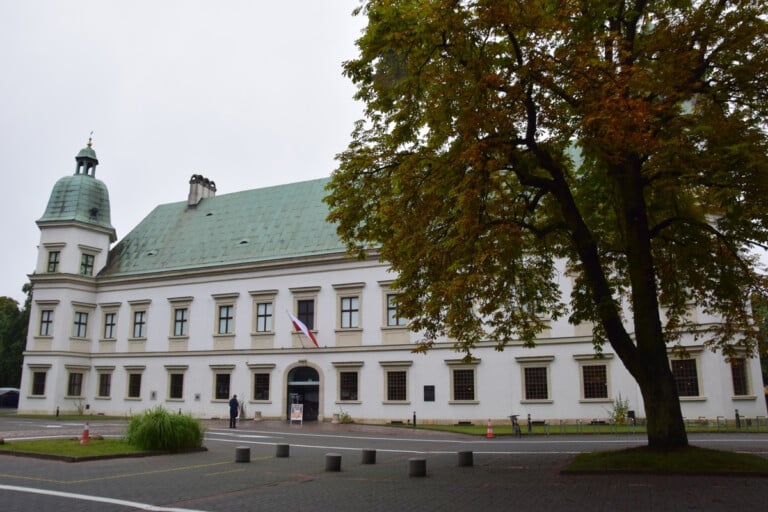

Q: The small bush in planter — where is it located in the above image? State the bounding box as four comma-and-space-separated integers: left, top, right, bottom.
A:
126, 406, 204, 451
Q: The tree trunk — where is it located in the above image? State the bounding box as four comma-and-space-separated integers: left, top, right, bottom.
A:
634, 347, 689, 450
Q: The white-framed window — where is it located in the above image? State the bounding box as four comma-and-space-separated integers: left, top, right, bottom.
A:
99, 302, 120, 341
47, 250, 60, 273
291, 287, 321, 330
574, 354, 613, 401
333, 283, 364, 329
250, 290, 278, 333
71, 301, 96, 340
129, 300, 151, 340
211, 364, 235, 400
28, 364, 51, 396
166, 365, 188, 400
380, 361, 412, 403
333, 361, 363, 402
516, 355, 554, 403
446, 359, 479, 403
248, 363, 276, 402
168, 296, 193, 338
65, 365, 89, 397
39, 309, 54, 337
729, 356, 752, 397
78, 244, 102, 276
125, 366, 145, 399
212, 293, 239, 336
96, 366, 114, 398
386, 293, 407, 327
669, 348, 704, 399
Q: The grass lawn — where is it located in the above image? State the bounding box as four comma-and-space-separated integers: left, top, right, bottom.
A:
565, 446, 768, 475
0, 437, 148, 460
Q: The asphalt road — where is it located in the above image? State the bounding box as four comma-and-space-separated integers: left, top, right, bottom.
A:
1, 416, 767, 511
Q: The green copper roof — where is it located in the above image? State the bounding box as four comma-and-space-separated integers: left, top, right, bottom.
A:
38, 173, 116, 238
76, 145, 98, 162
100, 177, 346, 277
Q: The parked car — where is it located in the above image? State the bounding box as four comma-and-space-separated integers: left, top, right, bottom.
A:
0, 387, 19, 408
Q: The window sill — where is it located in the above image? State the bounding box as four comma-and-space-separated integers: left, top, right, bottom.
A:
169, 336, 189, 341
381, 325, 408, 331
448, 400, 479, 405
33, 336, 53, 341
732, 395, 757, 401
166, 398, 184, 402
335, 328, 363, 333
336, 400, 362, 405
124, 397, 142, 401
679, 396, 707, 402
250, 400, 272, 404
520, 399, 553, 404
579, 398, 613, 404
99, 338, 116, 343
250, 331, 275, 337
128, 337, 147, 342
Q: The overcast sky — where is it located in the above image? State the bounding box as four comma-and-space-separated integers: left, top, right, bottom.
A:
0, 0, 366, 304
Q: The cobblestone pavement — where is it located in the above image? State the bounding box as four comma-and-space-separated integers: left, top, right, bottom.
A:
1, 418, 767, 511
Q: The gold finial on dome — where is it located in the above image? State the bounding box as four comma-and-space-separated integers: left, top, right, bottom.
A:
87, 130, 94, 148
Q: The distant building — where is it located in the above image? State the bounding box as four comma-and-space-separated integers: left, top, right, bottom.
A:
18, 141, 767, 424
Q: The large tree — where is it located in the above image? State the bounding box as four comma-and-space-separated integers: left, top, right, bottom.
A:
0, 288, 29, 388
326, 0, 768, 449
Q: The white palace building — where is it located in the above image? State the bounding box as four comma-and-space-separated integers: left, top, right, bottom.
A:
18, 141, 767, 425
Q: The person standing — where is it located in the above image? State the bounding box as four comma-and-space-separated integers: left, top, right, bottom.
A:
229, 394, 239, 428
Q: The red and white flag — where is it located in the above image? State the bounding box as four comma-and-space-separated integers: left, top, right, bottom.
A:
288, 312, 319, 348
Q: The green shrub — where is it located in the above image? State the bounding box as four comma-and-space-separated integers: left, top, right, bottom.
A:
126, 406, 204, 451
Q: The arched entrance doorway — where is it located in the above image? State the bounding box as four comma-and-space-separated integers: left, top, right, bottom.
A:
286, 366, 320, 421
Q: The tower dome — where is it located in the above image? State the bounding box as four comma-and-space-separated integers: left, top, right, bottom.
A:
37, 139, 116, 241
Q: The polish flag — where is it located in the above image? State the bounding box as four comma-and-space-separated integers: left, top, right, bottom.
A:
288, 312, 319, 347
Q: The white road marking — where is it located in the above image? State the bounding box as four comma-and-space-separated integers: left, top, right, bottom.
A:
0, 484, 210, 512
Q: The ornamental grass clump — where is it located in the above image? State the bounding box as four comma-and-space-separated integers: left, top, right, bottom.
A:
126, 406, 204, 451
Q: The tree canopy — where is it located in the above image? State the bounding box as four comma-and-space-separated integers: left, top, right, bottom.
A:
0, 291, 28, 388
326, 0, 768, 449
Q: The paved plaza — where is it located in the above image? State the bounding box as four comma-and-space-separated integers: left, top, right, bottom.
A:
1, 417, 767, 511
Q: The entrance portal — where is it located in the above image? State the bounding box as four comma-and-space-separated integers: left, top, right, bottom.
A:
286, 366, 320, 421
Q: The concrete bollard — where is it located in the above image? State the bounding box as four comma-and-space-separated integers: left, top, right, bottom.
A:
457, 450, 473, 467
408, 457, 427, 477
325, 453, 342, 472
275, 443, 290, 458
235, 446, 251, 463
361, 448, 377, 465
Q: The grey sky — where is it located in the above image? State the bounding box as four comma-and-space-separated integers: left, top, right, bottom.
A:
0, 0, 366, 303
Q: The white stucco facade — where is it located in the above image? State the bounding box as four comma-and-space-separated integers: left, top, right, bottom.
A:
18, 146, 767, 425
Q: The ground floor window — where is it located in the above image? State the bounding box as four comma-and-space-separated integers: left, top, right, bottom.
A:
97, 372, 112, 398
671, 358, 700, 397
169, 373, 184, 399
581, 364, 608, 399
253, 373, 270, 400
128, 373, 142, 398
729, 357, 750, 396
386, 371, 407, 401
31, 369, 48, 396
339, 371, 359, 401
67, 372, 84, 397
523, 367, 549, 400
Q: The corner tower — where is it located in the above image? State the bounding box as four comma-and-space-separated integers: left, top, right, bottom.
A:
35, 138, 117, 278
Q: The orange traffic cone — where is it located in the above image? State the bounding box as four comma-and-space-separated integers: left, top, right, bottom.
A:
81, 421, 90, 445
486, 418, 494, 438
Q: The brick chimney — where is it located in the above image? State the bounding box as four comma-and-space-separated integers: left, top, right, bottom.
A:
188, 174, 216, 207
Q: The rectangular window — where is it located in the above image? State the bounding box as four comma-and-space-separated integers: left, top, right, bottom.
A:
103, 312, 116, 339
671, 359, 699, 397
297, 299, 314, 329
169, 373, 184, 399
524, 367, 549, 400
80, 253, 95, 276
339, 371, 359, 401
254, 373, 270, 400
215, 373, 231, 400
340, 296, 359, 328
39, 310, 53, 336
256, 302, 272, 332
386, 370, 407, 401
133, 310, 147, 338
128, 373, 142, 398
452, 369, 475, 401
72, 311, 89, 338
67, 372, 83, 396
386, 293, 407, 326
173, 308, 189, 336
582, 364, 608, 399
218, 305, 234, 334
32, 372, 47, 395
98, 373, 111, 398
730, 358, 749, 396
47, 251, 60, 273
